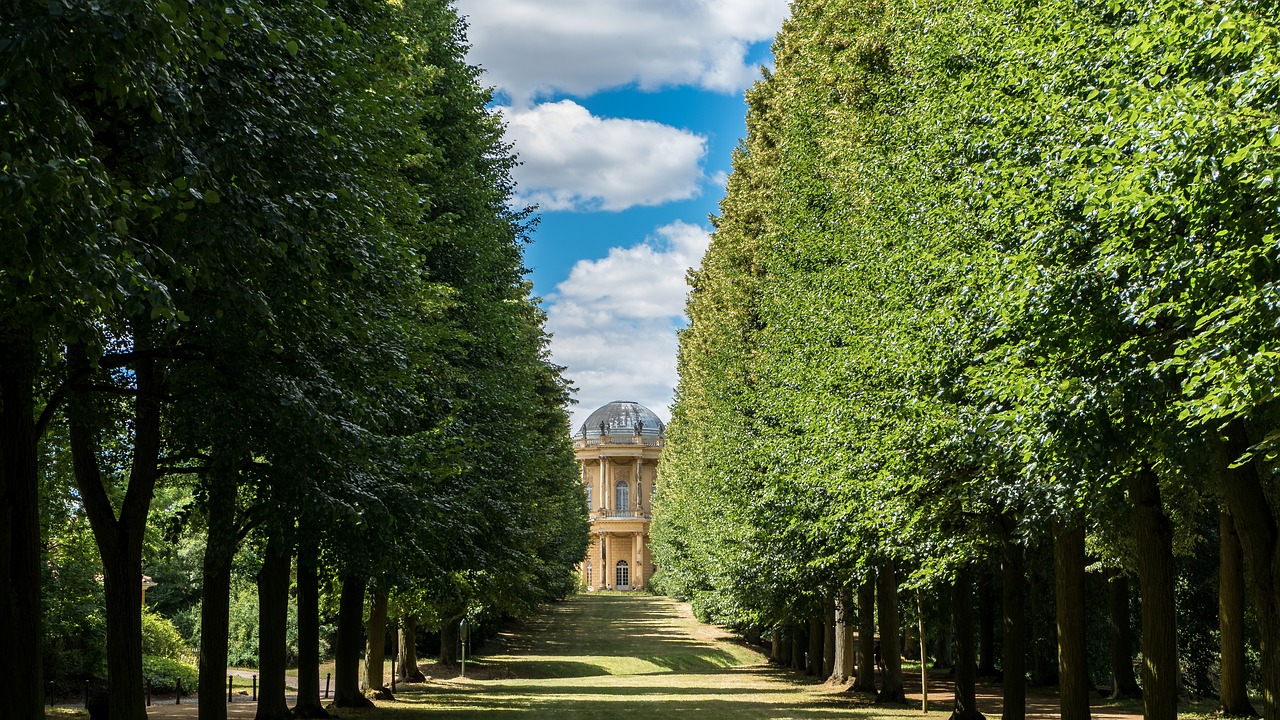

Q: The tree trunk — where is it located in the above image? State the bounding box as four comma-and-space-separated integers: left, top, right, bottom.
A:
1028, 554, 1058, 686
835, 586, 854, 681
1216, 419, 1278, 720
1129, 466, 1178, 720
1107, 570, 1141, 700
951, 566, 986, 720
999, 515, 1027, 720
0, 327, 44, 715
69, 347, 164, 720
1219, 510, 1257, 716
399, 615, 426, 682
365, 585, 389, 694
978, 572, 997, 676
876, 560, 907, 704
778, 625, 792, 666
808, 615, 824, 676
334, 574, 372, 707
790, 623, 805, 672
255, 532, 292, 720
197, 460, 238, 720
824, 596, 837, 679
440, 615, 461, 667
1054, 522, 1091, 720
856, 572, 878, 691
293, 543, 329, 717
935, 584, 954, 669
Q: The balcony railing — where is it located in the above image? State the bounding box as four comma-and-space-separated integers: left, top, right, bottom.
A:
576, 437, 664, 448
591, 508, 650, 520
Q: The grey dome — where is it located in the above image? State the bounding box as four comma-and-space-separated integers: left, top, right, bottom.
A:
578, 400, 666, 439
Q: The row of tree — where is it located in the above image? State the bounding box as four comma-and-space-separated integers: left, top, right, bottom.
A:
2, 1, 588, 719
652, 1, 1279, 719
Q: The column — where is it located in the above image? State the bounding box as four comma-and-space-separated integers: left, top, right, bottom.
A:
599, 457, 608, 512
633, 533, 642, 589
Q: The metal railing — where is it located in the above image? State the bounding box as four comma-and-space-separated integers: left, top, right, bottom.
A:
575, 437, 664, 448
592, 508, 650, 520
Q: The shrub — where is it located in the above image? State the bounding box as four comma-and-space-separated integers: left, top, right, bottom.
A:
141, 607, 184, 659
142, 655, 199, 694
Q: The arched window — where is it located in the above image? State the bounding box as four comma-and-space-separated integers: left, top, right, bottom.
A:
616, 560, 630, 588
585, 483, 592, 508
615, 481, 629, 512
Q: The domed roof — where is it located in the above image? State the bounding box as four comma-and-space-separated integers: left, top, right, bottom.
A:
578, 400, 666, 439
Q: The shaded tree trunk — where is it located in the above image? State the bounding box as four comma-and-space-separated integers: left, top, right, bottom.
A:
856, 572, 878, 692
824, 596, 837, 678
778, 625, 792, 666
254, 532, 291, 720
999, 515, 1027, 720
1054, 522, 1091, 720
196, 459, 238, 720
69, 348, 164, 720
978, 572, 997, 676
365, 585, 389, 694
1216, 419, 1277, 720
293, 542, 329, 717
951, 566, 986, 720
399, 615, 426, 682
0, 327, 44, 715
334, 574, 372, 707
1028, 552, 1058, 686
1107, 570, 1141, 700
935, 584, 954, 670
835, 586, 854, 682
808, 615, 824, 676
876, 560, 907, 704
1219, 510, 1257, 717
440, 615, 461, 666
1129, 466, 1178, 720
790, 623, 805, 672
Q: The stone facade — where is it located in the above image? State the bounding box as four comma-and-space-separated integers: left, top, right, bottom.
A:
574, 400, 664, 591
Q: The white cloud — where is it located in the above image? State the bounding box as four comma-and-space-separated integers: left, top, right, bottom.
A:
458, 0, 790, 104
545, 221, 712, 431
501, 100, 707, 212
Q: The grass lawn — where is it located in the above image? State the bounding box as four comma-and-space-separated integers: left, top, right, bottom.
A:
318, 593, 1210, 720
48, 593, 1227, 719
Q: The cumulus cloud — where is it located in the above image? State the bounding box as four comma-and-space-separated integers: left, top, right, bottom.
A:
545, 221, 712, 430
458, 0, 790, 104
500, 100, 707, 212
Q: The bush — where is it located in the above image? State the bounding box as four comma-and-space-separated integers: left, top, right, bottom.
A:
141, 607, 184, 659
142, 655, 199, 694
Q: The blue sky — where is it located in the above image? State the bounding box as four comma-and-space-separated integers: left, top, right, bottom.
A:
454, 0, 791, 431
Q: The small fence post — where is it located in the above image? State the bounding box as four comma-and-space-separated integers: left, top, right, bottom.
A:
324, 672, 330, 699
84, 679, 89, 708
146, 679, 152, 707
176, 677, 182, 704
228, 674, 233, 702
252, 674, 257, 702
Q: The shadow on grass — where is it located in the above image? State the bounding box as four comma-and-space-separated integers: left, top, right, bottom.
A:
393, 669, 870, 720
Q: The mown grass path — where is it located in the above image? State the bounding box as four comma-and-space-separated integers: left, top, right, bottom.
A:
377, 594, 1175, 720
136, 593, 1189, 719
389, 593, 847, 720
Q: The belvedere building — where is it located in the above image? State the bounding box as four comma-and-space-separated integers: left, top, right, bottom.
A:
574, 400, 664, 591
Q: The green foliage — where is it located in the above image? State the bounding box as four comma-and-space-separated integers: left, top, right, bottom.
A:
656, 8, 1280, 702
141, 655, 199, 694
140, 608, 184, 660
